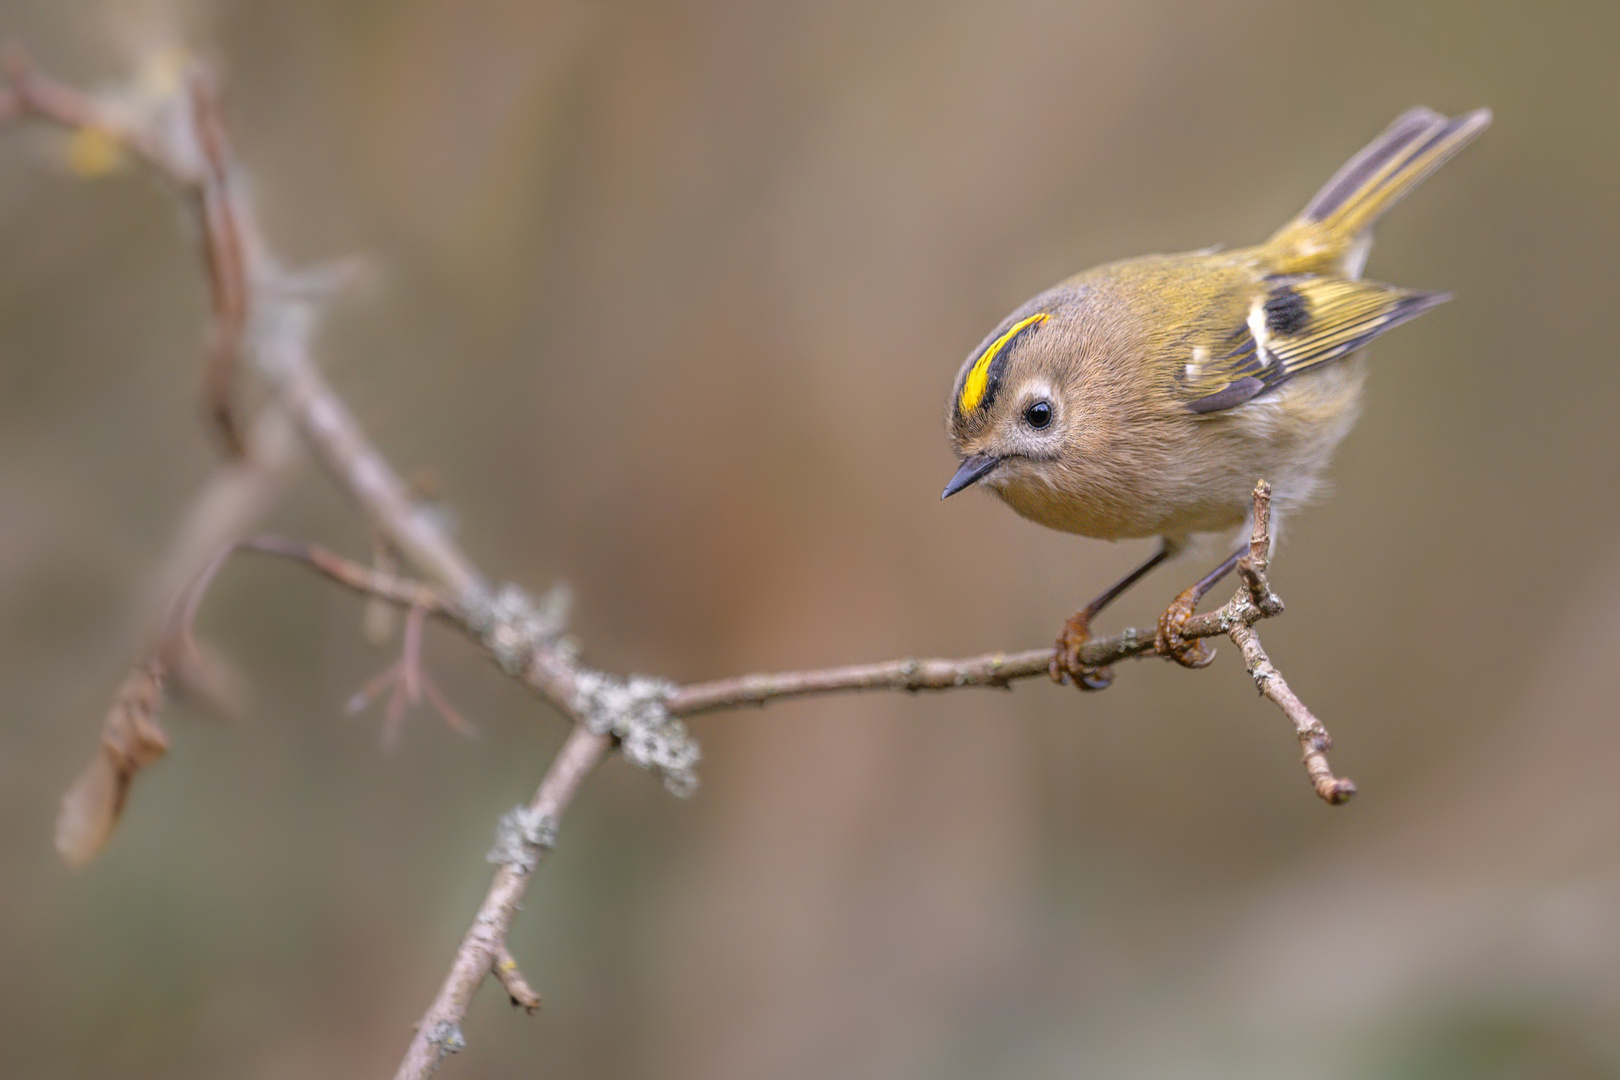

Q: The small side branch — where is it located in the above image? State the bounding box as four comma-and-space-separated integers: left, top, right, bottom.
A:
494, 946, 542, 1014
0, 46, 178, 173
237, 535, 448, 613
187, 66, 251, 457
1229, 482, 1356, 804
1229, 621, 1354, 804
213, 511, 1353, 805
1, 47, 249, 453
6, 46, 1360, 1080
216, 529, 1353, 804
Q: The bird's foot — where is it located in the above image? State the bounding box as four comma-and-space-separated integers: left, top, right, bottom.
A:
1155, 586, 1216, 669
1050, 609, 1114, 691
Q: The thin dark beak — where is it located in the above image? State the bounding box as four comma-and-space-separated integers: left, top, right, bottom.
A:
941, 454, 1000, 499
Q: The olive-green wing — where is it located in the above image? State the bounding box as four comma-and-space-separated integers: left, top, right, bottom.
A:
1184, 275, 1448, 415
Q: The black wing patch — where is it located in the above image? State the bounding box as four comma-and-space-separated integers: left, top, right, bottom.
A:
1263, 286, 1310, 334
1186, 276, 1448, 415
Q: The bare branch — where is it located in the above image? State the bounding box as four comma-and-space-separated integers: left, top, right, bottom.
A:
6, 46, 1358, 1080
0, 46, 250, 452
2, 51, 620, 1065
0, 45, 180, 174
393, 724, 610, 1080
668, 483, 1354, 804
667, 649, 1050, 713
666, 625, 1195, 715
343, 604, 477, 749
1230, 482, 1356, 804
237, 535, 449, 614
186, 67, 251, 457
229, 502, 1352, 805
54, 396, 304, 865
493, 946, 542, 1014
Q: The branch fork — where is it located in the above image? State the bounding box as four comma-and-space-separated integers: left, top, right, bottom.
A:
6, 46, 1358, 1080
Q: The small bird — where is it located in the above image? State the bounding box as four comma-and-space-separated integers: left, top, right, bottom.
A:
942, 107, 1490, 689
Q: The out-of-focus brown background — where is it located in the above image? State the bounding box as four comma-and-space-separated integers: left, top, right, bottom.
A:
3, 0, 1618, 1076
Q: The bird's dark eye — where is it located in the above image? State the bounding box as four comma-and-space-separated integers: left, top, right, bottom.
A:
1024, 400, 1053, 429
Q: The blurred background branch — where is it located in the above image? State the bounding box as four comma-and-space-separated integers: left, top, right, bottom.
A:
0, 45, 684, 1073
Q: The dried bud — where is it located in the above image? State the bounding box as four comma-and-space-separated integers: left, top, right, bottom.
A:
55, 659, 170, 868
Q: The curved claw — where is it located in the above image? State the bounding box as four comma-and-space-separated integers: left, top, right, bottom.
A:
1050, 609, 1115, 691
1155, 590, 1216, 669
1076, 665, 1115, 690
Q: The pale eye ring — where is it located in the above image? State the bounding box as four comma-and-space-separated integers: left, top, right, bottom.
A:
1024, 400, 1053, 429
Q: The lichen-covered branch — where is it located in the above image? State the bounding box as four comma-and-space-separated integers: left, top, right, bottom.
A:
2, 47, 690, 1078
393, 723, 610, 1080
226, 484, 1354, 807
4, 46, 1353, 1080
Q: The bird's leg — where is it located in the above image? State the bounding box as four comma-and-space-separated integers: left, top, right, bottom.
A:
1050, 542, 1173, 691
1155, 548, 1245, 668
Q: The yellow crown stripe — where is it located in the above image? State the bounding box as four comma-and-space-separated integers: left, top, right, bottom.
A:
959, 312, 1048, 415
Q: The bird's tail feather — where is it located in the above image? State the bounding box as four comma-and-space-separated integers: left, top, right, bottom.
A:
1267, 107, 1490, 272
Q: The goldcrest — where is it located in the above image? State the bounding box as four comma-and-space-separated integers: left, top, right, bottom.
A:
942, 107, 1490, 688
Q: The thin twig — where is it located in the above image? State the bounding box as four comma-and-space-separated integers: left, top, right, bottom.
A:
670, 483, 1354, 803
2, 52, 602, 1074
493, 945, 542, 1014
0, 45, 179, 173
342, 604, 476, 748
237, 535, 448, 613
217, 535, 1231, 724
668, 630, 1174, 714
393, 724, 610, 1080
1230, 482, 1355, 803
224, 511, 1354, 804
5, 47, 1359, 1080
186, 67, 250, 457
1, 46, 247, 454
